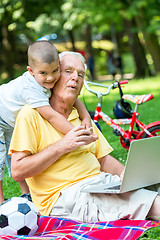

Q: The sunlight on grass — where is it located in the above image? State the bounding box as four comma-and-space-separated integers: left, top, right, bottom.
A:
3, 166, 21, 199
80, 75, 160, 162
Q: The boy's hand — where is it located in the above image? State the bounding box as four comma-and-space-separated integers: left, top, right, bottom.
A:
81, 118, 92, 130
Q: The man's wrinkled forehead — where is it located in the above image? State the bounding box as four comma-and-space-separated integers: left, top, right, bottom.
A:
60, 54, 85, 71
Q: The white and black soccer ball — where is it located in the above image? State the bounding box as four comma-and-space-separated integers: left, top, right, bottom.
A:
0, 197, 40, 236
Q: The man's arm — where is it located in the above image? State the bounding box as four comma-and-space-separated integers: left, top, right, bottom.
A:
11, 126, 98, 182
99, 154, 125, 178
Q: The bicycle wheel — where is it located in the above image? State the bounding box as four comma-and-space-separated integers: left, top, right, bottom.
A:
88, 111, 95, 120
142, 125, 160, 138
120, 130, 140, 150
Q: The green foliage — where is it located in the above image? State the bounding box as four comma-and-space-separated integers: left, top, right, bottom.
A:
1, 0, 160, 79
0, 0, 25, 33
121, 0, 160, 33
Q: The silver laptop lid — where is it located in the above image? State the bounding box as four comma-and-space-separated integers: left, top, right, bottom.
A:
120, 136, 160, 193
81, 136, 160, 194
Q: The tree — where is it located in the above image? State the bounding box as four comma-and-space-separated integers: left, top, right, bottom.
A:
123, 18, 151, 78
133, 0, 160, 73
0, 0, 23, 79
1, 0, 160, 79
0, 0, 63, 79
60, 0, 97, 78
122, 0, 160, 74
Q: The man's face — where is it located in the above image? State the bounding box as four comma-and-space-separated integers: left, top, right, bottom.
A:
27, 59, 60, 89
54, 54, 85, 98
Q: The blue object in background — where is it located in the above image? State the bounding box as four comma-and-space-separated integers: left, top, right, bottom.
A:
37, 34, 57, 41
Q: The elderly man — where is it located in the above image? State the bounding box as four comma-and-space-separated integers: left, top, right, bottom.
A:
10, 51, 159, 222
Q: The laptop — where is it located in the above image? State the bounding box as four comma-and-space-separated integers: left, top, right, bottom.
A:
81, 136, 160, 194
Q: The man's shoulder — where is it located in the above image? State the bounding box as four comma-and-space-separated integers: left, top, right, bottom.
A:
18, 105, 39, 118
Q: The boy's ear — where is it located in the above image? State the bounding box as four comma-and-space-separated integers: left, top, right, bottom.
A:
27, 66, 34, 76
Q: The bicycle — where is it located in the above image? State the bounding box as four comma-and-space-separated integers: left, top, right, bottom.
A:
84, 80, 160, 150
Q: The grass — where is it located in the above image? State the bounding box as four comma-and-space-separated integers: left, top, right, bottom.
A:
3, 167, 21, 199
80, 75, 160, 239
81, 75, 160, 160
3, 74, 160, 238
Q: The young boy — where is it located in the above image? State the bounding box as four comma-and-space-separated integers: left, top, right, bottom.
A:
0, 40, 92, 203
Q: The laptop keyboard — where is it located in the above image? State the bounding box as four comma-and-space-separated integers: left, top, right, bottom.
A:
104, 184, 121, 190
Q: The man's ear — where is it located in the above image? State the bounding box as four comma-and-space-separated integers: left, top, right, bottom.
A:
27, 66, 34, 76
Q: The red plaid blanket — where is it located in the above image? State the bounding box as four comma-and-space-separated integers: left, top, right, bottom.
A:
1, 216, 160, 240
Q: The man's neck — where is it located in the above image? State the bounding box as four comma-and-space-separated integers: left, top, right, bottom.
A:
50, 94, 75, 118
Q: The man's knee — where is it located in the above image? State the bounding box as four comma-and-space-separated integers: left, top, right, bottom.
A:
148, 195, 160, 220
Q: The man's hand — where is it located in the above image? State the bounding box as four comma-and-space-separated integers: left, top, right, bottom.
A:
61, 126, 98, 154
11, 126, 98, 181
120, 169, 125, 181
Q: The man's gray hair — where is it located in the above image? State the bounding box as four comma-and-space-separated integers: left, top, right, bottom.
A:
59, 51, 87, 72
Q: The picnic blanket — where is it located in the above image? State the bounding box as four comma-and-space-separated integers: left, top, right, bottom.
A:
1, 216, 160, 240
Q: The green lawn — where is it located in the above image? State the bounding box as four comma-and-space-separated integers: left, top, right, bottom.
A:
81, 75, 160, 161
80, 75, 160, 239
3, 74, 160, 238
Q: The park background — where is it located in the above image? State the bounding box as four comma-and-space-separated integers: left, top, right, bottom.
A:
0, 0, 160, 238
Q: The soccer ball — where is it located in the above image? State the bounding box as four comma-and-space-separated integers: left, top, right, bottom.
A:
0, 197, 40, 235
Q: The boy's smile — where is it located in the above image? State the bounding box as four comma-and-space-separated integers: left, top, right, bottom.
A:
27, 59, 60, 89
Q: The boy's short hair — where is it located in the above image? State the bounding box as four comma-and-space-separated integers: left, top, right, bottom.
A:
28, 41, 59, 68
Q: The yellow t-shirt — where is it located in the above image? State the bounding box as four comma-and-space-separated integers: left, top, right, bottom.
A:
9, 105, 113, 216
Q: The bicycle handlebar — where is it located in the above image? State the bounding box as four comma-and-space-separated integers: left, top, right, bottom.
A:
84, 80, 128, 97
119, 80, 128, 85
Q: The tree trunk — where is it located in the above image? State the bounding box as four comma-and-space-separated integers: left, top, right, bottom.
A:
144, 33, 160, 73
85, 24, 96, 80
124, 18, 151, 78
135, 14, 160, 74
143, 33, 160, 74
1, 24, 15, 80
68, 30, 76, 51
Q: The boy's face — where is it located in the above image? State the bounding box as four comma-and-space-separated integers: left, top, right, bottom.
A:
27, 59, 60, 89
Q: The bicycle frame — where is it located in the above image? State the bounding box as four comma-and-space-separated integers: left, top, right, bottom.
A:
94, 102, 155, 141
84, 80, 160, 149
